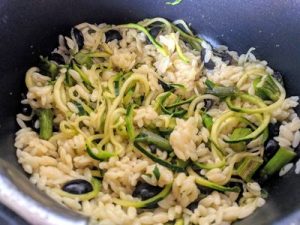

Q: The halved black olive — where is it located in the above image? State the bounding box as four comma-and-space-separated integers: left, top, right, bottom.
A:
264, 139, 279, 160
200, 48, 215, 70
187, 200, 199, 212
62, 179, 93, 194
71, 28, 84, 50
213, 49, 233, 65
105, 30, 122, 43
149, 144, 157, 154
146, 26, 162, 44
132, 181, 163, 208
158, 79, 173, 92
203, 99, 214, 111
49, 53, 65, 65
133, 182, 163, 200
21, 104, 32, 116
268, 122, 281, 139
204, 60, 216, 70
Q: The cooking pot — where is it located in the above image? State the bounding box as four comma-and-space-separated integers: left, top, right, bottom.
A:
0, 0, 300, 224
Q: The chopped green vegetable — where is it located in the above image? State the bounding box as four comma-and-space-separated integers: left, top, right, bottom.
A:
40, 56, 59, 80
135, 129, 173, 152
38, 109, 53, 140
125, 104, 136, 141
134, 142, 185, 172
229, 128, 252, 152
113, 183, 172, 208
205, 79, 237, 98
254, 74, 280, 101
260, 147, 296, 177
56, 178, 101, 201
202, 113, 213, 131
153, 165, 161, 180
166, 0, 182, 5
236, 156, 263, 182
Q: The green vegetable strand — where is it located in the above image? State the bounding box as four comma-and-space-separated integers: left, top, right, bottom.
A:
39, 109, 53, 140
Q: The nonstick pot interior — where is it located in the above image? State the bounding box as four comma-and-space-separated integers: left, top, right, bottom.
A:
0, 0, 300, 224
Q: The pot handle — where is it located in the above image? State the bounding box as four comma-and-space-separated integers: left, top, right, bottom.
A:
0, 159, 89, 225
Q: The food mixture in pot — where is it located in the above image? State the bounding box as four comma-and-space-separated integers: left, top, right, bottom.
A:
15, 18, 300, 225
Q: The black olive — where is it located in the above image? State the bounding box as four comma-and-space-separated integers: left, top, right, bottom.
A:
71, 28, 84, 50
201, 48, 215, 70
272, 71, 284, 87
158, 79, 173, 92
146, 26, 162, 44
204, 60, 216, 70
203, 99, 214, 111
197, 185, 213, 195
227, 181, 243, 202
213, 49, 233, 65
200, 48, 206, 61
21, 104, 32, 116
105, 30, 122, 43
268, 122, 281, 139
62, 179, 93, 194
64, 37, 70, 50
49, 53, 65, 65
26, 114, 39, 132
187, 200, 199, 212
149, 144, 157, 154
133, 182, 163, 200
264, 139, 279, 160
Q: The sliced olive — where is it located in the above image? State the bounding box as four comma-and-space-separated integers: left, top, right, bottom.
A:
21, 104, 32, 116
158, 79, 173, 92
62, 179, 93, 194
264, 139, 279, 160
187, 200, 199, 212
133, 182, 163, 200
149, 144, 157, 154
213, 49, 233, 65
196, 185, 213, 195
71, 28, 84, 50
204, 60, 215, 70
268, 122, 281, 139
49, 53, 65, 65
105, 30, 122, 43
203, 99, 214, 111
201, 48, 215, 70
146, 26, 162, 44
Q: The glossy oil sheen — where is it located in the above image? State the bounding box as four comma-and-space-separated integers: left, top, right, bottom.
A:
0, 0, 299, 224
